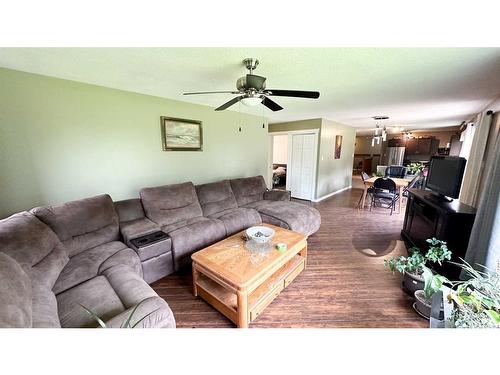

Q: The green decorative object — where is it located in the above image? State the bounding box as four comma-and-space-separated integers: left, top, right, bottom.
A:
408, 162, 424, 174
276, 243, 287, 252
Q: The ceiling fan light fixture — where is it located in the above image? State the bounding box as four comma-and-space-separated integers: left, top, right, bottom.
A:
241, 96, 263, 106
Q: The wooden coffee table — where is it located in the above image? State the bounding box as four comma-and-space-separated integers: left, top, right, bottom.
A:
191, 224, 307, 328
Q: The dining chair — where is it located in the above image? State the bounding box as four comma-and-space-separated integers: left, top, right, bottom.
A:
356, 171, 376, 209
385, 165, 407, 178
370, 177, 399, 215
402, 172, 424, 197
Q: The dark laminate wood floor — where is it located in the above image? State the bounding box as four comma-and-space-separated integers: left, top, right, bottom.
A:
151, 186, 427, 328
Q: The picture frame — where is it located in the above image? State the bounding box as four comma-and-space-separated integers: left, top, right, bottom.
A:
335, 135, 342, 159
160, 116, 203, 151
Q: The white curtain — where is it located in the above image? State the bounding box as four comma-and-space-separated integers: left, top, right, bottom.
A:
462, 112, 500, 276
459, 112, 493, 207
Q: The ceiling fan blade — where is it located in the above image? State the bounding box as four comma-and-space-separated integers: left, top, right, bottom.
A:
215, 96, 244, 111
262, 96, 283, 112
265, 89, 320, 99
183, 91, 240, 95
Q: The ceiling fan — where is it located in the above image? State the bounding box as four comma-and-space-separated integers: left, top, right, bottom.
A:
183, 58, 320, 112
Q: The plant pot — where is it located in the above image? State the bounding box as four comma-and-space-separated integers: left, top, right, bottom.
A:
413, 290, 444, 320
402, 271, 424, 295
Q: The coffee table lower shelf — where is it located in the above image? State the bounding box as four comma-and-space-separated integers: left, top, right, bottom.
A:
195, 254, 305, 327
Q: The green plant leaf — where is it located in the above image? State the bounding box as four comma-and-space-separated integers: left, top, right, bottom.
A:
121, 299, 148, 328
485, 310, 500, 324
79, 304, 107, 328
131, 308, 161, 328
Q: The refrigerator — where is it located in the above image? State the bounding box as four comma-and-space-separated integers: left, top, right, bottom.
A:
384, 146, 405, 166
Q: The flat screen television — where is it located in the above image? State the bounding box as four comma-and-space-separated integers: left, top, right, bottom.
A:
425, 156, 466, 200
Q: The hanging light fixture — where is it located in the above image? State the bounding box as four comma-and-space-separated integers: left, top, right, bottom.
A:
372, 116, 389, 144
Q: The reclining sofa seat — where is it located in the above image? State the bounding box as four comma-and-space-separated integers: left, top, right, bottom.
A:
195, 179, 262, 236
31, 194, 142, 294
140, 182, 226, 271
0, 211, 69, 327
229, 176, 321, 236
0, 206, 175, 328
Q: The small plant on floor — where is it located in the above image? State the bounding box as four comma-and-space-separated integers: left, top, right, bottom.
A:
428, 259, 500, 328
408, 162, 424, 175
384, 238, 452, 293
80, 299, 159, 328
385, 238, 451, 275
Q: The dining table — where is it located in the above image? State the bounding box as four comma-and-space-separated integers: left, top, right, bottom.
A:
361, 176, 410, 214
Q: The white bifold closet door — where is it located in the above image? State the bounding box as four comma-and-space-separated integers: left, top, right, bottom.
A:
289, 133, 316, 200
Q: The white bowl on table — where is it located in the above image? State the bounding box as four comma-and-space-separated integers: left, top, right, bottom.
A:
246, 226, 275, 244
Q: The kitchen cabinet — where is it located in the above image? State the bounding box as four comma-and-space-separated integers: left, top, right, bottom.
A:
405, 138, 439, 156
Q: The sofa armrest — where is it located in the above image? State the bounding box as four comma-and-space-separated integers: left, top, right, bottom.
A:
264, 189, 291, 201
120, 218, 161, 246
104, 297, 176, 328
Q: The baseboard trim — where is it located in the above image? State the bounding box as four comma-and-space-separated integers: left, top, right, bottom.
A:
313, 185, 352, 202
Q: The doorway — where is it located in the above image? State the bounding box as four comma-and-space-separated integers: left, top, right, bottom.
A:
268, 130, 318, 201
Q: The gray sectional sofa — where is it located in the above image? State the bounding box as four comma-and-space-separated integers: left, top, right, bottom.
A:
0, 196, 175, 328
0, 175, 320, 328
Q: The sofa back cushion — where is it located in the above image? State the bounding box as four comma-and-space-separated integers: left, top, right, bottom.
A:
195, 180, 238, 217
230, 176, 267, 206
114, 198, 146, 223
0, 211, 64, 268
140, 182, 202, 227
0, 253, 32, 328
32, 194, 119, 257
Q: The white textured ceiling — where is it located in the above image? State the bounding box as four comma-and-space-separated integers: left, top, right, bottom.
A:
1, 48, 499, 130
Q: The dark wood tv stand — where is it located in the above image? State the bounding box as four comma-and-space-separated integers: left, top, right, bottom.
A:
401, 188, 477, 280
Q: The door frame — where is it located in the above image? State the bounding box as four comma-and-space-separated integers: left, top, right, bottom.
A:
268, 129, 319, 201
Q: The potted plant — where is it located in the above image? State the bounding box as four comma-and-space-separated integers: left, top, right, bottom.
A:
384, 238, 451, 295
428, 259, 500, 328
407, 162, 424, 175
413, 266, 449, 319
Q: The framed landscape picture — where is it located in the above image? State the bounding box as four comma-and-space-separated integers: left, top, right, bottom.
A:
335, 135, 342, 159
160, 116, 203, 151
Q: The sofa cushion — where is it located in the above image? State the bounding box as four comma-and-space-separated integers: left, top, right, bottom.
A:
114, 198, 146, 223
0, 253, 32, 328
57, 265, 175, 328
165, 217, 226, 270
195, 180, 238, 217
264, 189, 291, 201
0, 211, 66, 268
247, 201, 321, 236
161, 216, 206, 234
53, 241, 141, 295
32, 194, 120, 257
30, 243, 69, 289
57, 275, 125, 328
230, 176, 268, 206
140, 182, 203, 227
32, 284, 60, 328
208, 207, 262, 236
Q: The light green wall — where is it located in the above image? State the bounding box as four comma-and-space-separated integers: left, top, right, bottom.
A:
268, 118, 355, 200
316, 119, 356, 199
269, 119, 321, 133
0, 68, 268, 218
